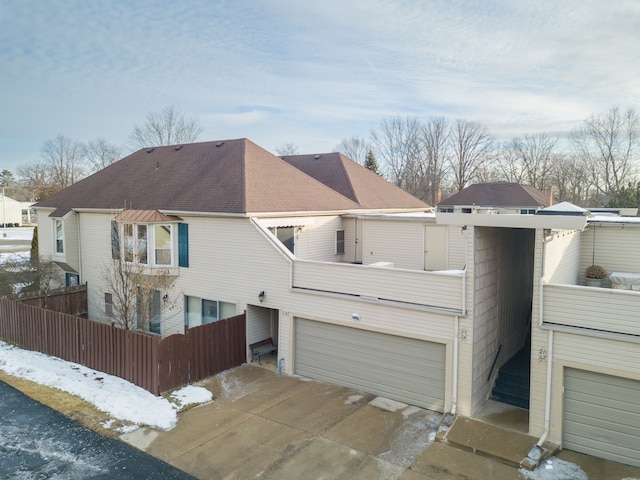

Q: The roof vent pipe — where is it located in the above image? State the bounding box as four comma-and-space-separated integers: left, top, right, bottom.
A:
175, 145, 182, 151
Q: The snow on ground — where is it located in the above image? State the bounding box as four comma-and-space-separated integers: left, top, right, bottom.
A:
0, 227, 34, 241
0, 250, 29, 266
520, 457, 588, 480
0, 340, 212, 431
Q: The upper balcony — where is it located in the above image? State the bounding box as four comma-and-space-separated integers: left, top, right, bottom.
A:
292, 260, 465, 314
542, 282, 640, 338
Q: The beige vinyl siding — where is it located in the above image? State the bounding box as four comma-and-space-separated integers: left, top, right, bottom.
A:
292, 260, 464, 311
447, 225, 467, 270
257, 216, 344, 262
361, 219, 424, 269
543, 284, 640, 336
342, 217, 355, 263
78, 213, 117, 326
62, 212, 80, 272
580, 224, 640, 286
35, 208, 55, 258
544, 230, 581, 284
296, 216, 344, 262
247, 306, 273, 345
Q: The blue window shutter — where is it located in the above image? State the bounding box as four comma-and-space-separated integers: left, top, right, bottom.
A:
178, 223, 189, 267
111, 221, 120, 259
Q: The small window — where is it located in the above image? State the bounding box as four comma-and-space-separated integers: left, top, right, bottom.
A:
269, 226, 295, 254
438, 207, 454, 213
105, 292, 113, 316
184, 295, 237, 327
336, 229, 345, 255
55, 219, 64, 254
461, 208, 472, 214
66, 273, 80, 287
520, 209, 537, 215
154, 224, 172, 265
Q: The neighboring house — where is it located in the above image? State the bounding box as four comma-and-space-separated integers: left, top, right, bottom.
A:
438, 182, 551, 214
34, 142, 640, 468
0, 193, 33, 226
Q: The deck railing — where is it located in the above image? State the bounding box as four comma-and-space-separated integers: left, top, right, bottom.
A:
292, 260, 465, 312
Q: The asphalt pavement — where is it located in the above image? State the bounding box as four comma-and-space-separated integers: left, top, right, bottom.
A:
0, 380, 196, 479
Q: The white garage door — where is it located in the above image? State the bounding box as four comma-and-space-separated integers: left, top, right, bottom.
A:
294, 318, 446, 411
563, 368, 640, 467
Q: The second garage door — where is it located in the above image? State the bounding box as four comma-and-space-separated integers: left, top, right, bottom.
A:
294, 318, 446, 411
563, 368, 640, 468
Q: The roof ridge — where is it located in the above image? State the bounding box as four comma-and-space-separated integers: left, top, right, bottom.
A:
336, 153, 361, 205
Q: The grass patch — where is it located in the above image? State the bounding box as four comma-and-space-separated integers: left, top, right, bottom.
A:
0, 370, 134, 437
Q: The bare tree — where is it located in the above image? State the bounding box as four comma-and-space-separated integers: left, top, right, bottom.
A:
41, 134, 86, 190
100, 256, 178, 333
334, 136, 370, 165
129, 106, 203, 149
370, 116, 424, 197
448, 119, 493, 192
570, 106, 640, 198
85, 138, 121, 172
18, 161, 56, 201
548, 154, 593, 206
421, 117, 450, 205
498, 133, 557, 191
274, 142, 299, 156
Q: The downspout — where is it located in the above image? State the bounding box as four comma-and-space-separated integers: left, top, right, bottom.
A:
536, 230, 552, 448
76, 211, 82, 281
451, 315, 459, 416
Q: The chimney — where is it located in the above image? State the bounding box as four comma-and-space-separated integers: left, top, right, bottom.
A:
434, 188, 442, 205
546, 187, 553, 207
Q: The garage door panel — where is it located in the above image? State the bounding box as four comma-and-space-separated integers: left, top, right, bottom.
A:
295, 318, 446, 411
564, 368, 640, 468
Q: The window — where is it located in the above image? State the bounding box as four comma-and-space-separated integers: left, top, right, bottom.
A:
520, 209, 537, 215
66, 273, 80, 287
116, 222, 177, 267
336, 229, 345, 255
105, 292, 113, 316
184, 295, 237, 328
461, 208, 472, 214
154, 225, 172, 265
137, 289, 161, 335
55, 219, 64, 254
268, 226, 295, 253
438, 207, 454, 213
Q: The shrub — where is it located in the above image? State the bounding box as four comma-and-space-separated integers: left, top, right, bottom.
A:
586, 265, 607, 279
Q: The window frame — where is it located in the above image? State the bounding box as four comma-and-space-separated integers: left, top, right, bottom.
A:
184, 295, 237, 327
54, 219, 64, 254
335, 229, 345, 255
119, 222, 175, 267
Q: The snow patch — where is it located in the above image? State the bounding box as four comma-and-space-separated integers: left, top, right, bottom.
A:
0, 340, 212, 431
345, 394, 364, 405
369, 396, 408, 412
519, 457, 588, 480
170, 385, 213, 407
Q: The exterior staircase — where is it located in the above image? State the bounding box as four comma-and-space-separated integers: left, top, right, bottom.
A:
490, 346, 530, 410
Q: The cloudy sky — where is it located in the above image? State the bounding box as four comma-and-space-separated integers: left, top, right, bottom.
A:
1, 0, 639, 173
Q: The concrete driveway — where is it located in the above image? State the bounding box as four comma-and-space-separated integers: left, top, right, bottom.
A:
123, 364, 443, 480
121, 364, 640, 480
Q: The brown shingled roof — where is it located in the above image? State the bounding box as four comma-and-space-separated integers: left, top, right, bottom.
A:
281, 153, 429, 209
35, 139, 427, 216
439, 182, 549, 208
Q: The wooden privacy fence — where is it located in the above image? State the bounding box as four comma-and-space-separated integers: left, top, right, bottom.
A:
8, 283, 88, 317
0, 298, 246, 395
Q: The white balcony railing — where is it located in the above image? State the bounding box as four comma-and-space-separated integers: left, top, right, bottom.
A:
543, 283, 640, 337
292, 260, 465, 313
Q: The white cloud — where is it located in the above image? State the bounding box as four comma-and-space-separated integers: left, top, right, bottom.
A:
1, 0, 639, 170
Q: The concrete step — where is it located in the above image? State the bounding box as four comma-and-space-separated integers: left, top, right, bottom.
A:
443, 416, 551, 469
